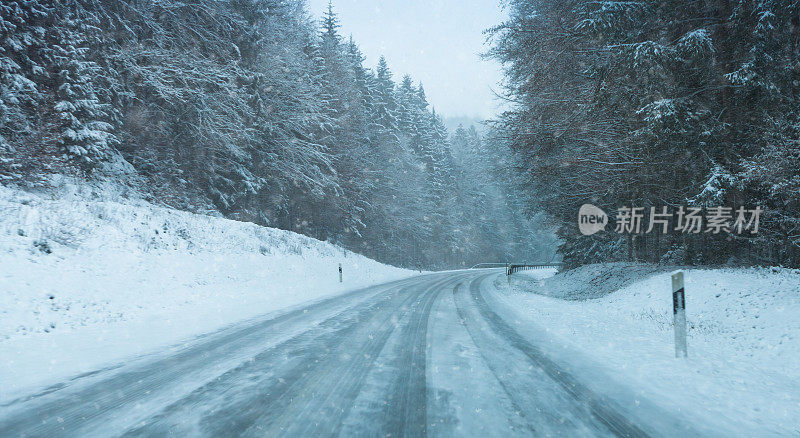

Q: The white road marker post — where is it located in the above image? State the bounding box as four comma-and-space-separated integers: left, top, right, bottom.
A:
671, 271, 688, 358
339, 263, 343, 283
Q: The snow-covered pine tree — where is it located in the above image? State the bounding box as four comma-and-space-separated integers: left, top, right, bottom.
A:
373, 56, 399, 133
50, 2, 116, 171
0, 0, 47, 180
49, 2, 117, 171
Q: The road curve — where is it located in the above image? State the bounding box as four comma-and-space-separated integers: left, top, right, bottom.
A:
0, 270, 667, 437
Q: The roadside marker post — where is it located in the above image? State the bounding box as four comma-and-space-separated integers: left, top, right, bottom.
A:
671, 271, 688, 357
339, 263, 342, 283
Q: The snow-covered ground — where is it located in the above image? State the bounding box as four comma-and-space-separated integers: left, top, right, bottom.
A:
0, 184, 412, 402
494, 264, 800, 436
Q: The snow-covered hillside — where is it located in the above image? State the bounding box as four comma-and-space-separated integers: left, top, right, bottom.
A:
0, 184, 412, 401
495, 264, 800, 436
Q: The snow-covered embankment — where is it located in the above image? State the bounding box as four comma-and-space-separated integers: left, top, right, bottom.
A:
495, 264, 800, 436
0, 185, 412, 401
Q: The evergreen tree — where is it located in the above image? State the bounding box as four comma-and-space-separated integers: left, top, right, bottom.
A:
373, 56, 399, 133
0, 0, 46, 180
51, 4, 116, 170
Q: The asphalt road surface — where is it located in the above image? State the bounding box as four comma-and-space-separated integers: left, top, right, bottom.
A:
0, 270, 686, 437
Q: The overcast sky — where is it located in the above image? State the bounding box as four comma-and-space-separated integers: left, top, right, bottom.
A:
306, 0, 507, 120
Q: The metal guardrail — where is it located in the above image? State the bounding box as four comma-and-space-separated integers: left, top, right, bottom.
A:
506, 263, 563, 275
468, 262, 563, 274
469, 263, 509, 269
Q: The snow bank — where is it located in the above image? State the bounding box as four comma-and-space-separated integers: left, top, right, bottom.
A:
513, 266, 558, 281
509, 262, 677, 300
492, 264, 800, 436
0, 185, 412, 401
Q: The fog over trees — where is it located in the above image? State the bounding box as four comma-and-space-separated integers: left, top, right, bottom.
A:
0, 0, 556, 269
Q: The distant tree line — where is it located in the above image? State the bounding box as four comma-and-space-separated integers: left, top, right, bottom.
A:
488, 0, 800, 267
0, 0, 555, 268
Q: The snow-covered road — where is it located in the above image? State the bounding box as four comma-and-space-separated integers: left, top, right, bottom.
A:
1, 270, 692, 437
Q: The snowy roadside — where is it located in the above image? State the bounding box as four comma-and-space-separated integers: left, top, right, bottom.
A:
491, 264, 800, 436
0, 185, 412, 402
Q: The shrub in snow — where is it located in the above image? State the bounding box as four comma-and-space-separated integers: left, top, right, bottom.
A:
33, 239, 51, 254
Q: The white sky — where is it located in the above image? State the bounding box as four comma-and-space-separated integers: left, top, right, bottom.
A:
306, 0, 507, 119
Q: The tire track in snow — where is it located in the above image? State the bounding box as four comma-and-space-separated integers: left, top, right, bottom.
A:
0, 276, 424, 437
377, 273, 457, 437
463, 274, 650, 438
